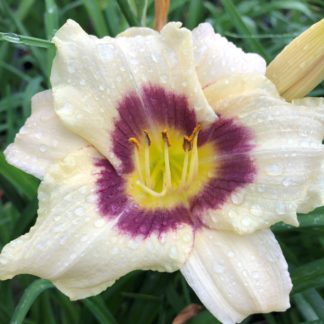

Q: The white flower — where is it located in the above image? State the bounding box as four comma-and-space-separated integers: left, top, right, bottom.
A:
1, 20, 323, 324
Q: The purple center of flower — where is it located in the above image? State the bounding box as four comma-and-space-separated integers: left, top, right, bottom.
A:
95, 85, 255, 238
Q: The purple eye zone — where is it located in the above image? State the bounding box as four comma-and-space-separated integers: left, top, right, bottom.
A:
95, 85, 256, 238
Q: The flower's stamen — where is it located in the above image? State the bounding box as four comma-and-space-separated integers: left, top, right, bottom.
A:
129, 137, 144, 183
180, 136, 191, 186
162, 129, 172, 189
143, 130, 152, 188
136, 180, 167, 197
188, 124, 201, 183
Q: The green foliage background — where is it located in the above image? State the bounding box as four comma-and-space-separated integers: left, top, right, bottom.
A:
0, 0, 324, 323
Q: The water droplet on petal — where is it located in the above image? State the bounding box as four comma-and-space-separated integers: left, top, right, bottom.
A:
231, 192, 244, 205
94, 219, 106, 228
39, 145, 47, 153
251, 204, 262, 216
266, 164, 283, 176
97, 43, 115, 61
74, 207, 84, 216
169, 246, 178, 259
213, 262, 225, 274
276, 203, 286, 215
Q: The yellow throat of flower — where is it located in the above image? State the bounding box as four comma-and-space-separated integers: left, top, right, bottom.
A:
126, 125, 215, 209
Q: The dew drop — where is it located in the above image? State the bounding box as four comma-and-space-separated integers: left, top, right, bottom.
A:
182, 233, 192, 242
265, 164, 283, 176
97, 43, 114, 61
74, 207, 84, 216
0, 259, 8, 265
213, 262, 225, 274
86, 194, 97, 203
68, 65, 76, 74
276, 203, 286, 215
39, 145, 47, 153
80, 236, 89, 242
112, 247, 119, 255
151, 54, 158, 63
94, 219, 106, 228
231, 192, 244, 205
3, 33, 20, 43
78, 185, 87, 194
241, 218, 251, 226
61, 103, 72, 115
169, 246, 178, 259
251, 204, 262, 216
282, 177, 297, 187
128, 240, 138, 249
228, 210, 238, 218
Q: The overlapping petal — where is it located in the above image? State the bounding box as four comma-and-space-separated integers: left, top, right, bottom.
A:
51, 20, 216, 173
181, 228, 292, 324
199, 84, 324, 233
0, 146, 194, 299
291, 97, 324, 212
4, 90, 86, 179
192, 23, 266, 89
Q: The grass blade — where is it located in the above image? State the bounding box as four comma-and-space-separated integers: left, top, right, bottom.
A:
0, 32, 54, 48
82, 298, 118, 324
293, 293, 318, 321
81, 0, 109, 37
291, 258, 324, 293
116, 0, 139, 26
0, 152, 39, 201
10, 279, 53, 324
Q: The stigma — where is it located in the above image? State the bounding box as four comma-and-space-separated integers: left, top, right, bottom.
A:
128, 125, 201, 197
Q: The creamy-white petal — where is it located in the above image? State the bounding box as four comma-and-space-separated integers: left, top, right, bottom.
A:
4, 90, 86, 179
0, 146, 194, 300
51, 19, 216, 173
291, 97, 324, 212
202, 84, 324, 233
181, 228, 292, 324
192, 23, 266, 89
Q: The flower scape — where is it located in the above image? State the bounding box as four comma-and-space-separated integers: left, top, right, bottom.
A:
1, 20, 324, 324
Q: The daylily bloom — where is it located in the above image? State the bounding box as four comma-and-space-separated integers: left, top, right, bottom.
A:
1, 20, 324, 324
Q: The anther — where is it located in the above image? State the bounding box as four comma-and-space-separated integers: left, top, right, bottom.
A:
188, 123, 201, 141
128, 137, 140, 150
162, 129, 171, 147
143, 130, 151, 146
183, 136, 193, 152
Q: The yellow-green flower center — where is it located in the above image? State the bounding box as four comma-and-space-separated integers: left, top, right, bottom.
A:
126, 125, 216, 209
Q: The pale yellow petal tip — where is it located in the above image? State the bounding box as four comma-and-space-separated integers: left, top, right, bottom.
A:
267, 19, 324, 100
54, 280, 115, 301
119, 22, 183, 38
52, 19, 86, 43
